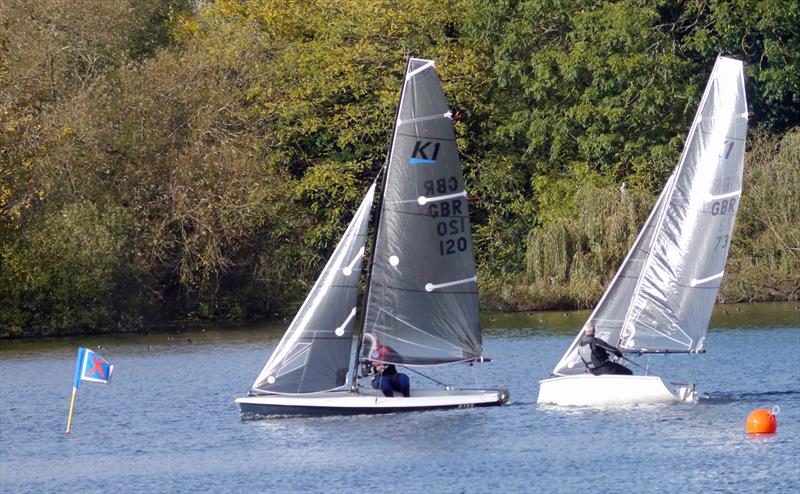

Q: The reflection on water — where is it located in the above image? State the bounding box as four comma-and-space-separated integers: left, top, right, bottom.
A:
480, 301, 800, 336
0, 301, 798, 493
708, 301, 800, 329
1, 301, 795, 354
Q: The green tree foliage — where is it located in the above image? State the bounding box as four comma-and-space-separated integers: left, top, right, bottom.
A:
460, 1, 698, 278
1, 0, 798, 335
1, 0, 193, 237
190, 0, 470, 254
484, 183, 654, 310
460, 0, 798, 305
44, 14, 306, 319
723, 130, 800, 301
0, 203, 147, 336
668, 0, 800, 131
488, 132, 800, 310
467, 1, 694, 175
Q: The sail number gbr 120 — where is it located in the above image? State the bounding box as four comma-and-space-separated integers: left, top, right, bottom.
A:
424, 177, 468, 256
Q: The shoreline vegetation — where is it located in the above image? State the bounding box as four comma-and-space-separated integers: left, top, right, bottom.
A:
484, 131, 800, 311
2, 1, 798, 338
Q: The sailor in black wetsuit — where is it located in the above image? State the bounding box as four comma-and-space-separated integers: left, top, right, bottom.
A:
578, 322, 633, 376
370, 345, 410, 397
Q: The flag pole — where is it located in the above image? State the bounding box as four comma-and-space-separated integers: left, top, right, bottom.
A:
66, 348, 84, 435
65, 386, 78, 434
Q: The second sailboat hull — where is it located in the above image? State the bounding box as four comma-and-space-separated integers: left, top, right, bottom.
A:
236, 387, 509, 417
537, 374, 696, 407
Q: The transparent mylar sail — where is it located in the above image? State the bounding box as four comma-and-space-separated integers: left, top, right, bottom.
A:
553, 57, 747, 375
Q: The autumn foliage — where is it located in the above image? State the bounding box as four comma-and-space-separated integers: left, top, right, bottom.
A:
1, 0, 797, 336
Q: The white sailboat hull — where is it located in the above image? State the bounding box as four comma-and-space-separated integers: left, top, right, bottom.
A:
537, 374, 696, 407
236, 387, 509, 417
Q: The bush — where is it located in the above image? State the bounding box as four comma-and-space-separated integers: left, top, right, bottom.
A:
722, 130, 800, 302
485, 130, 800, 309
0, 202, 151, 336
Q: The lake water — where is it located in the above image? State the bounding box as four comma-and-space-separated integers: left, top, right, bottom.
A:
1, 302, 798, 493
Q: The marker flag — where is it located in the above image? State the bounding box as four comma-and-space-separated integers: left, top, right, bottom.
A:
73, 347, 114, 388
66, 347, 114, 434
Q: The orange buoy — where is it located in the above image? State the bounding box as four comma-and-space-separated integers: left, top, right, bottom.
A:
746, 406, 780, 434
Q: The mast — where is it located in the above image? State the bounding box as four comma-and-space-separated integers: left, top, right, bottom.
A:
349, 58, 413, 388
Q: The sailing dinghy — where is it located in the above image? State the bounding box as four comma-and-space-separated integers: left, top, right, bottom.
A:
537, 56, 748, 407
237, 58, 509, 417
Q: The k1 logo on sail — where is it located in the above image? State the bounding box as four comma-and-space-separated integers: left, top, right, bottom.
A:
409, 141, 440, 164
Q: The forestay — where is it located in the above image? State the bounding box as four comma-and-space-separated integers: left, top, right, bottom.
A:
360, 58, 483, 366
252, 184, 376, 393
553, 56, 747, 375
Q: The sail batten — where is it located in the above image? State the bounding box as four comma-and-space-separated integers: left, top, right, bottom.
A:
398, 112, 452, 126
553, 57, 747, 375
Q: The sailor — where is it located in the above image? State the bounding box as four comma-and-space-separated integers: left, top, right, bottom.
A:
578, 322, 633, 376
370, 345, 410, 397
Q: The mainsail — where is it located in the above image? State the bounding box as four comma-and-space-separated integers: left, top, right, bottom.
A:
553, 56, 747, 376
252, 184, 376, 393
360, 58, 483, 366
